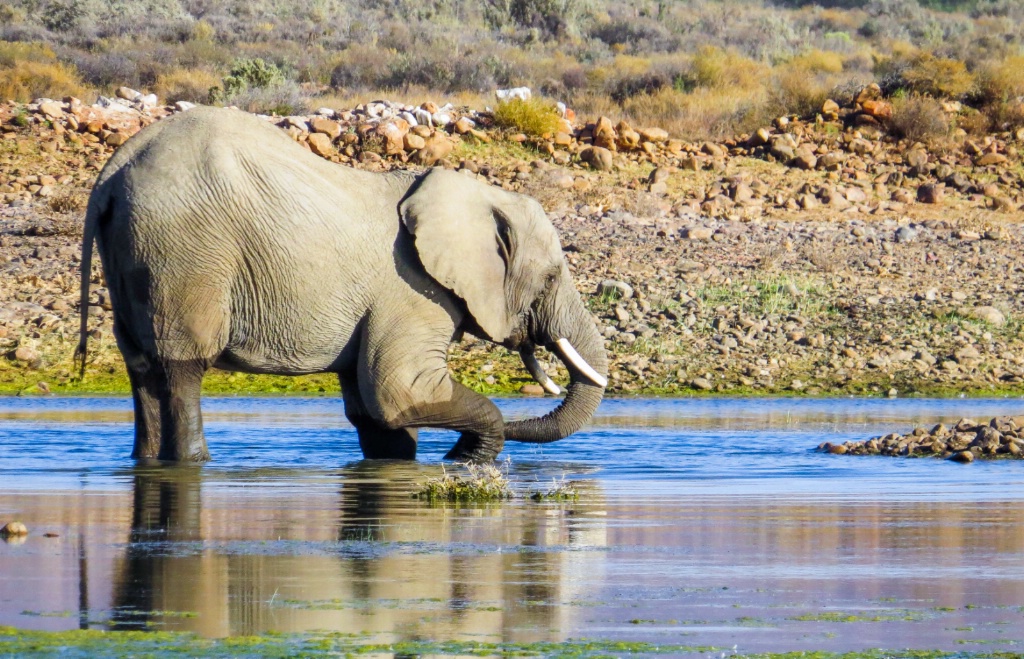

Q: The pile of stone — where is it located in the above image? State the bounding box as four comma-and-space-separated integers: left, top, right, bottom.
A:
819, 416, 1024, 462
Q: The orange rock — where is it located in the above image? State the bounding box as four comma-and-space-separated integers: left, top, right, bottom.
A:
592, 116, 616, 150
861, 99, 892, 121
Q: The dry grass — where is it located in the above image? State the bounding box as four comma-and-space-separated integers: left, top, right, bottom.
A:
901, 53, 975, 99
492, 97, 561, 136
0, 60, 87, 102
889, 93, 952, 145
154, 67, 220, 104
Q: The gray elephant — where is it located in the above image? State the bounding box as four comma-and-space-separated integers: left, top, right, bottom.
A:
76, 106, 607, 463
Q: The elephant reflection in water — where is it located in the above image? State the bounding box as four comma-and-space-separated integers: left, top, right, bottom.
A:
109, 463, 607, 642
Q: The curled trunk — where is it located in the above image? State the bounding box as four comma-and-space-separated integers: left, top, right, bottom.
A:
505, 297, 607, 444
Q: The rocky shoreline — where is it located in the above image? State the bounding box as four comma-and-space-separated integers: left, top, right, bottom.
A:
820, 415, 1024, 461
1, 88, 1023, 400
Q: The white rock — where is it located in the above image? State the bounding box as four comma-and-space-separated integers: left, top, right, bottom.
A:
140, 93, 159, 108
399, 111, 418, 127
413, 107, 433, 127
432, 113, 451, 127
174, 101, 196, 112
556, 101, 566, 117
95, 96, 134, 112
315, 107, 336, 117
496, 86, 532, 101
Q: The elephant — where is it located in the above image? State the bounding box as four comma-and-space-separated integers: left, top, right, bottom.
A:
76, 106, 607, 464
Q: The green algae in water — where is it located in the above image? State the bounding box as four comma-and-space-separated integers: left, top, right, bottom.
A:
3, 628, 1024, 659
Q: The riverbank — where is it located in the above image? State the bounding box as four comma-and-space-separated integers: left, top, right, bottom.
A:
2, 93, 1023, 398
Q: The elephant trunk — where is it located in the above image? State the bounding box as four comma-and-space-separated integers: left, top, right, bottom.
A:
505, 293, 607, 444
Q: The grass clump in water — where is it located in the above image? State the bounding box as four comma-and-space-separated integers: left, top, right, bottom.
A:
415, 461, 513, 502
529, 474, 579, 501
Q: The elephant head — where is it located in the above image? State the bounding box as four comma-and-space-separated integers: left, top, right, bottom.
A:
400, 168, 607, 444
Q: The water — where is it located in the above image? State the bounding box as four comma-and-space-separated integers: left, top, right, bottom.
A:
1, 396, 1023, 654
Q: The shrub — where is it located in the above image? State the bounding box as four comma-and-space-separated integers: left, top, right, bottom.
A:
687, 46, 766, 92
0, 60, 86, 101
889, 93, 951, 143
787, 49, 844, 75
0, 41, 57, 67
154, 67, 220, 103
492, 97, 561, 136
217, 80, 308, 116
901, 53, 975, 98
976, 55, 1024, 104
223, 57, 284, 95
769, 66, 834, 119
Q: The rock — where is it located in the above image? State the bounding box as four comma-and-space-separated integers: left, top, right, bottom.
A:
789, 152, 817, 170
403, 132, 426, 151
895, 226, 917, 243
821, 99, 840, 115
904, 149, 928, 169
861, 99, 892, 121
38, 101, 64, 118
615, 120, 640, 150
13, 346, 38, 363
917, 184, 944, 204
453, 116, 475, 134
691, 377, 713, 391
105, 132, 129, 147
639, 127, 669, 143
683, 227, 714, 240
519, 384, 545, 395
307, 132, 333, 157
593, 116, 616, 150
0, 521, 28, 537
309, 117, 342, 139
975, 152, 1007, 166
950, 450, 975, 463
597, 279, 633, 300
579, 146, 613, 171
414, 138, 453, 166
175, 101, 196, 112
968, 306, 1006, 327
855, 83, 882, 104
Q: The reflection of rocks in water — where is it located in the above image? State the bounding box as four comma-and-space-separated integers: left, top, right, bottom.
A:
106, 462, 608, 642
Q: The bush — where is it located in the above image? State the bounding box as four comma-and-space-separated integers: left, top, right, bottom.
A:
217, 80, 308, 116
0, 60, 86, 101
687, 46, 767, 92
492, 97, 561, 136
889, 93, 950, 143
154, 67, 219, 103
223, 57, 284, 95
0, 41, 57, 67
901, 53, 975, 98
976, 55, 1024, 104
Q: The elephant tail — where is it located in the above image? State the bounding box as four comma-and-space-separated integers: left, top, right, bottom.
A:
75, 187, 107, 381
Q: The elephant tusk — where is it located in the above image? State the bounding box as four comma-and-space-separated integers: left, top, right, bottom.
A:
554, 338, 608, 388
519, 348, 562, 395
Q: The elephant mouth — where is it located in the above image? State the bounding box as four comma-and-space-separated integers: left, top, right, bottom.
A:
517, 341, 607, 393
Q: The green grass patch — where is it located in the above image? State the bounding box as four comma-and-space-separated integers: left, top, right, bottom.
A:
414, 461, 513, 502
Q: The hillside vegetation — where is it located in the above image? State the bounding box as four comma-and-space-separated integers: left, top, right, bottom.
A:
1, 0, 1024, 139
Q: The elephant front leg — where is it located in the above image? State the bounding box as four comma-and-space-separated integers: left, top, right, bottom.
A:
388, 380, 506, 463
341, 373, 418, 460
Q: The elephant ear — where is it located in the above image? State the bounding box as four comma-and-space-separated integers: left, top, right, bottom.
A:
400, 168, 513, 342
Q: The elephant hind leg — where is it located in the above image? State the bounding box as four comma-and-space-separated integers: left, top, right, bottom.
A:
341, 373, 418, 460
156, 358, 210, 463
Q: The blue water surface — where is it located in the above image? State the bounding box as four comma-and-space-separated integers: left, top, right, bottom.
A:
1, 395, 1022, 500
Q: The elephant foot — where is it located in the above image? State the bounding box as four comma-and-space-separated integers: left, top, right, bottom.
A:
444, 433, 503, 463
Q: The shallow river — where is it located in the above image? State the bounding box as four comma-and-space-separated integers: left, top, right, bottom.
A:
1, 396, 1023, 655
